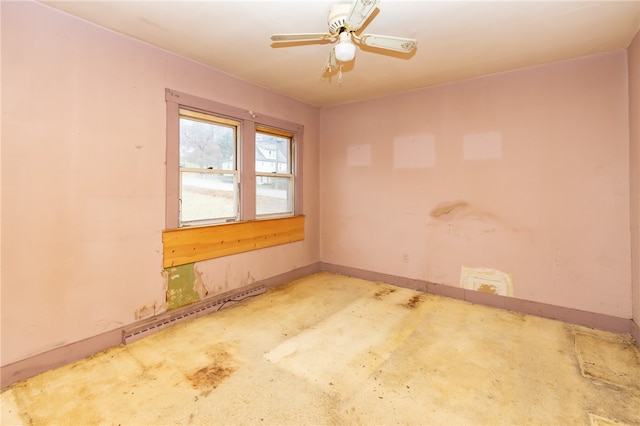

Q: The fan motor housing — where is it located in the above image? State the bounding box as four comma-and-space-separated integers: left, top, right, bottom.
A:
328, 4, 351, 34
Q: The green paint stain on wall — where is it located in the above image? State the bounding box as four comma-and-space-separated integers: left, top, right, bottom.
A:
166, 264, 201, 310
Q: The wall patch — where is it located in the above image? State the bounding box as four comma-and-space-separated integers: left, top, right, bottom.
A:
166, 264, 201, 310
460, 266, 513, 296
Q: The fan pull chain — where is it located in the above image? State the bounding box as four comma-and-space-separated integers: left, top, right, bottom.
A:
338, 65, 343, 84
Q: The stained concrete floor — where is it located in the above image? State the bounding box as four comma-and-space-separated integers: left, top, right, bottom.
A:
2, 272, 640, 425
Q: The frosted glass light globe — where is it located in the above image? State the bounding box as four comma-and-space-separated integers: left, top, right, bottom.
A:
335, 33, 356, 62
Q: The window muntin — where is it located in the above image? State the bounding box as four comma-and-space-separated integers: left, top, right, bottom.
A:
255, 129, 293, 217
179, 109, 239, 226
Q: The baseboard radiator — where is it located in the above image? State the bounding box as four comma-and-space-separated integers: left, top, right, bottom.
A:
122, 285, 266, 345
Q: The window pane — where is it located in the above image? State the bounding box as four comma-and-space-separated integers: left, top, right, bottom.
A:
256, 132, 290, 173
256, 176, 292, 216
180, 116, 235, 171
181, 172, 237, 224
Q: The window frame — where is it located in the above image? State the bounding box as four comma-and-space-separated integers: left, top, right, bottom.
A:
165, 88, 303, 230
255, 126, 295, 218
178, 108, 240, 226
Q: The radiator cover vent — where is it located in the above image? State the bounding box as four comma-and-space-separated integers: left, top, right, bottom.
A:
122, 285, 266, 345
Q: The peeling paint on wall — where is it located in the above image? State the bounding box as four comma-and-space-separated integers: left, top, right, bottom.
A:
161, 269, 170, 307
166, 264, 201, 310
193, 265, 210, 299
134, 303, 157, 320
243, 271, 256, 286
460, 266, 513, 296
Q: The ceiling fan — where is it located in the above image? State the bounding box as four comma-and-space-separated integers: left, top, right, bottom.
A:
270, 0, 417, 73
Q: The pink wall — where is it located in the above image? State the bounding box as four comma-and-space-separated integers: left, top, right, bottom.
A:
320, 51, 632, 318
629, 31, 640, 329
1, 1, 320, 366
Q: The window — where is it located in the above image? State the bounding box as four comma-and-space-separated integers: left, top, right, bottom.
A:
165, 89, 303, 229
179, 109, 239, 226
256, 127, 293, 217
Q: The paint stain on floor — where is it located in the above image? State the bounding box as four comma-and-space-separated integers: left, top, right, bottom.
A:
373, 286, 396, 299
187, 345, 237, 397
402, 294, 424, 309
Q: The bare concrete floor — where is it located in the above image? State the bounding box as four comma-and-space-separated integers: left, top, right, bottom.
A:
2, 272, 639, 425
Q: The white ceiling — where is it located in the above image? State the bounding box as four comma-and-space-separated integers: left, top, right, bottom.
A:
40, 1, 640, 107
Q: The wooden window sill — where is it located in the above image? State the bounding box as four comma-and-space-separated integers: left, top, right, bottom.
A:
162, 215, 304, 268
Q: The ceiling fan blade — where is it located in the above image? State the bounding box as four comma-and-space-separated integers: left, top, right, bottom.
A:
359, 34, 417, 53
271, 33, 333, 43
345, 0, 380, 31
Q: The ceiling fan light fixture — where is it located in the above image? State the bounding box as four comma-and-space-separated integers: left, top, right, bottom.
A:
270, 0, 417, 71
334, 32, 356, 62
